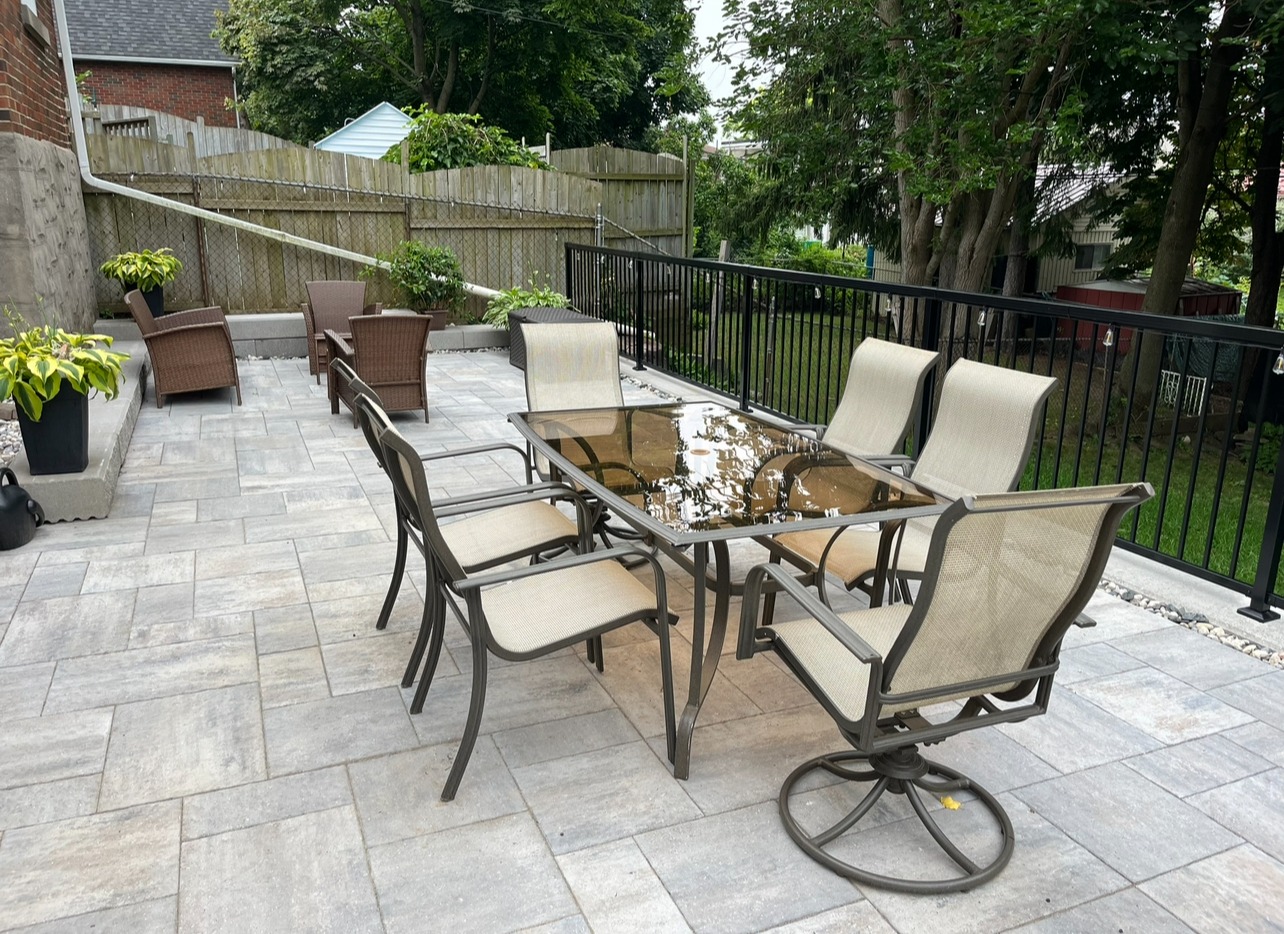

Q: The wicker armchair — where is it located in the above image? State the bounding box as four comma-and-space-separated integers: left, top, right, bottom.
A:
124, 290, 242, 409
302, 280, 381, 384
325, 314, 433, 425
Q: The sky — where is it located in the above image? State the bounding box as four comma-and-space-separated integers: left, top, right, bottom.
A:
692, 1, 735, 113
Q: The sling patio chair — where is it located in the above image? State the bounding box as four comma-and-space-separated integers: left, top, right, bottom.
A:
302, 279, 382, 383
378, 416, 677, 801
758, 359, 1059, 609
125, 290, 242, 408
326, 313, 433, 426
801, 338, 941, 458
738, 482, 1153, 892
344, 380, 586, 713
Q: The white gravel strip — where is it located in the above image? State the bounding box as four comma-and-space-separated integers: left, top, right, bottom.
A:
1, 418, 19, 467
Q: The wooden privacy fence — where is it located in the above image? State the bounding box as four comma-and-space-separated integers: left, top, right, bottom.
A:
83, 135, 690, 315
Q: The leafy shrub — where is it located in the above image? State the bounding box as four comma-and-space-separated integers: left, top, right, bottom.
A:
482, 279, 568, 329
0, 309, 130, 421
99, 248, 183, 292
384, 109, 550, 173
366, 241, 466, 313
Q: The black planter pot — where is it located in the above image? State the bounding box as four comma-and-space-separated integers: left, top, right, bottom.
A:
139, 286, 165, 317
15, 389, 90, 475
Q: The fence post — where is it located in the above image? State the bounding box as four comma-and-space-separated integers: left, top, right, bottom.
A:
633, 259, 645, 371
564, 242, 574, 309
1239, 404, 1284, 621
913, 295, 943, 455
739, 273, 755, 411
191, 175, 212, 308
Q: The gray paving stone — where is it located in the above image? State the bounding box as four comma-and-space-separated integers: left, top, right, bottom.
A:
182, 766, 351, 840
192, 568, 308, 617
997, 687, 1164, 773
298, 542, 396, 588
494, 709, 642, 771
1124, 732, 1273, 797
21, 562, 87, 600
0, 801, 180, 930
855, 796, 1126, 933
99, 684, 266, 810
258, 646, 330, 708
263, 687, 418, 775
243, 507, 384, 545
129, 612, 253, 650
716, 651, 815, 713
1114, 625, 1272, 690
556, 839, 692, 934
320, 630, 425, 695
1009, 888, 1192, 932
34, 541, 143, 567
196, 490, 286, 521
7, 896, 177, 934
516, 916, 592, 934
291, 527, 392, 554
193, 540, 298, 582
132, 582, 194, 625
178, 806, 380, 934
0, 661, 54, 722
349, 739, 524, 846
0, 708, 113, 790
1139, 844, 1284, 933
0, 552, 37, 588
1210, 670, 1284, 730
0, 775, 100, 832
44, 636, 257, 713
1189, 768, 1284, 862
1222, 720, 1284, 766
0, 591, 135, 665
1054, 642, 1148, 686
81, 553, 194, 594
149, 501, 198, 525
1013, 762, 1240, 881
758, 902, 894, 934
636, 800, 862, 934
153, 476, 241, 504
252, 604, 317, 654
1071, 667, 1255, 744
368, 812, 578, 934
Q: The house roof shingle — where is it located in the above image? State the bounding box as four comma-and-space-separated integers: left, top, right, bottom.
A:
65, 0, 235, 65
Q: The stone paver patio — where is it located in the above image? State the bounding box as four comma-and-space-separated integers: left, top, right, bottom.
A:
1, 349, 1283, 932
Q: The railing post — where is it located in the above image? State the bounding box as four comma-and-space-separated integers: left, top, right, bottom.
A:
914, 295, 943, 455
564, 242, 574, 310
633, 258, 645, 371
738, 273, 754, 411
1240, 405, 1284, 621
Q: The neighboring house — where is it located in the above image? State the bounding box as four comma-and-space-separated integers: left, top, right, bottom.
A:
313, 102, 413, 160
1028, 168, 1127, 294
66, 0, 239, 128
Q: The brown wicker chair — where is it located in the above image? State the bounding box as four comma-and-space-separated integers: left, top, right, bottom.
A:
302, 280, 382, 384
125, 290, 242, 409
326, 314, 433, 425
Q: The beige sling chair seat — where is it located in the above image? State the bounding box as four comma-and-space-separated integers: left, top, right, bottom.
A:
738, 482, 1153, 892
760, 359, 1059, 609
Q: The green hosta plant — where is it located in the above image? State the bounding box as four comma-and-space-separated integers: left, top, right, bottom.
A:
483, 279, 569, 329
0, 312, 130, 421
99, 248, 183, 292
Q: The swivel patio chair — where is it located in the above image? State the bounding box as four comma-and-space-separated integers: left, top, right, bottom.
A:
302, 280, 381, 383
378, 419, 677, 801
125, 290, 242, 408
326, 313, 432, 426
807, 338, 941, 458
760, 359, 1058, 608
738, 482, 1153, 892
344, 381, 585, 714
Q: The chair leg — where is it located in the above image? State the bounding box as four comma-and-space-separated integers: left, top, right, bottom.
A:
378, 524, 409, 631
441, 642, 488, 801
656, 615, 677, 764
592, 635, 604, 672
761, 553, 782, 628
410, 594, 447, 715
401, 583, 438, 689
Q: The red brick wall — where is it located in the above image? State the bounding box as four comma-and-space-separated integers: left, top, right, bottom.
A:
80, 62, 237, 127
0, 0, 72, 147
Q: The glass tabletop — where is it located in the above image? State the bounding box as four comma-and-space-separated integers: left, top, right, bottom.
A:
512, 402, 946, 542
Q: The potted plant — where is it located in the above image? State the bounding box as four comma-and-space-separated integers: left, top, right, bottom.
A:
0, 313, 130, 475
99, 248, 183, 317
482, 280, 569, 329
368, 241, 466, 330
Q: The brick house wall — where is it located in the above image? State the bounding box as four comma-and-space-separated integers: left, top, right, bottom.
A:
80, 62, 236, 127
0, 0, 71, 146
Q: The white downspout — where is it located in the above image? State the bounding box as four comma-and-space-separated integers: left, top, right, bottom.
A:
51, 0, 497, 299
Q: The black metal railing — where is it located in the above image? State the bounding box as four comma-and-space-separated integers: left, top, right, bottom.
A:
565, 242, 1284, 619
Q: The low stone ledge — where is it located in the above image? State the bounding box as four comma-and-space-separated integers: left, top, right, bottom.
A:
10, 341, 147, 522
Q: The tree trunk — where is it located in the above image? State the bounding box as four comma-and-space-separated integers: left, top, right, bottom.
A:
881, 0, 933, 289
1245, 46, 1284, 330
435, 41, 459, 113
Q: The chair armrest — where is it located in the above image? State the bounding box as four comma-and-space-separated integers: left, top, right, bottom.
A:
141, 322, 235, 363
421, 441, 533, 481
364, 303, 383, 316
156, 306, 225, 329
863, 453, 915, 471
324, 330, 354, 363
792, 423, 825, 439
739, 561, 882, 665
455, 544, 664, 595
436, 480, 573, 513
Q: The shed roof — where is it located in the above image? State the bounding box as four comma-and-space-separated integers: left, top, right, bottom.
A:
65, 0, 235, 65
313, 102, 414, 161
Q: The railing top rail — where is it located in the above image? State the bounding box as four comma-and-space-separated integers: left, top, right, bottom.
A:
567, 243, 1284, 350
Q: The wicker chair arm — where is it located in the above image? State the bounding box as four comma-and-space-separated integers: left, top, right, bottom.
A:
324, 330, 354, 362
156, 306, 226, 329
141, 321, 235, 363
364, 303, 383, 316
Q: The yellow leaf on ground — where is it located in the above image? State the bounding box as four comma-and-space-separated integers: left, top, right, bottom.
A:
940, 796, 962, 810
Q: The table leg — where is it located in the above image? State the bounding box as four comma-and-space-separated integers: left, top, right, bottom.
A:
674, 540, 732, 780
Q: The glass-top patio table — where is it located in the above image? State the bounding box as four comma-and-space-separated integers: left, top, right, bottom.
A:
510, 400, 949, 779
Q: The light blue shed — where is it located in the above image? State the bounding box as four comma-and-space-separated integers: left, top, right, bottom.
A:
313, 102, 413, 160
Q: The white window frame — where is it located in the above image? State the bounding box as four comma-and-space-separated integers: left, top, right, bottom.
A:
20, 0, 38, 15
